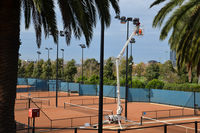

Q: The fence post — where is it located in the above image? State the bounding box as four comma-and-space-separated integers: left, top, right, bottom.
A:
28, 98, 31, 133
149, 88, 151, 102
164, 124, 167, 133
118, 129, 120, 133
51, 120, 52, 129
78, 82, 80, 96
32, 117, 35, 133
195, 121, 198, 133
194, 91, 197, 115
68, 82, 70, 96
74, 128, 77, 133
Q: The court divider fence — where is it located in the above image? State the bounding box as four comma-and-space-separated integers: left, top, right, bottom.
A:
17, 120, 200, 133
17, 78, 200, 109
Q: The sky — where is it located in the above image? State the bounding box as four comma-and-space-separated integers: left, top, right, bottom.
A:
19, 0, 170, 64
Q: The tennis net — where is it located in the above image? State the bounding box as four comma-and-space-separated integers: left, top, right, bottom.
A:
19, 95, 50, 106
64, 102, 113, 115
141, 116, 200, 133
141, 108, 195, 119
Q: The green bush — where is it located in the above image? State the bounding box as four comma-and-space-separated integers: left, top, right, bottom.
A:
146, 79, 164, 89
104, 78, 116, 86
131, 80, 145, 88
163, 83, 200, 92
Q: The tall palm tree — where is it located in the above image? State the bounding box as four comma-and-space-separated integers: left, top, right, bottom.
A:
150, 0, 200, 83
0, 0, 119, 132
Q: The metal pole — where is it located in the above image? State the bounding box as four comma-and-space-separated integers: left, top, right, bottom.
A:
164, 124, 167, 133
32, 118, 35, 133
82, 47, 83, 84
48, 49, 49, 60
98, 19, 104, 133
194, 91, 196, 115
56, 43, 59, 107
62, 50, 64, 80
125, 20, 129, 119
195, 121, 198, 133
130, 43, 132, 88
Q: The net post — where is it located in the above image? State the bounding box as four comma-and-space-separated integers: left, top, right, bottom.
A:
195, 121, 198, 133
90, 116, 92, 125
156, 111, 158, 119
164, 124, 167, 133
51, 120, 52, 129
74, 128, 77, 133
140, 116, 143, 125
71, 118, 73, 128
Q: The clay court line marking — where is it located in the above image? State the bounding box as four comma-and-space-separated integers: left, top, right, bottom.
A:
143, 117, 200, 125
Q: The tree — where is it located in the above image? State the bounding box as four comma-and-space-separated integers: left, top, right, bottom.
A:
52, 59, 63, 79
135, 62, 145, 77
119, 57, 126, 78
150, 0, 200, 84
18, 61, 26, 78
104, 57, 115, 80
0, 0, 119, 132
83, 58, 99, 78
32, 60, 44, 78
64, 59, 77, 82
160, 60, 177, 83
145, 63, 160, 81
25, 61, 34, 78
41, 59, 53, 79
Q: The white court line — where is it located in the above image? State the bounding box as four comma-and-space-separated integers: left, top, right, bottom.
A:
143, 117, 200, 125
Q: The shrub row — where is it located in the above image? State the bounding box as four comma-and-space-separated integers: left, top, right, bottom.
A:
129, 79, 200, 92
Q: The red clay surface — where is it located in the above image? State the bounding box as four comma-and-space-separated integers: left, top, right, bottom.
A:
15, 92, 200, 133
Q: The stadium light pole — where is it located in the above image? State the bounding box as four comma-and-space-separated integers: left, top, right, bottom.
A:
115, 15, 133, 119
55, 30, 67, 107
98, 18, 105, 133
79, 44, 86, 84
56, 40, 59, 107
36, 51, 41, 61
45, 47, 52, 93
61, 48, 64, 80
45, 47, 53, 60
130, 38, 135, 88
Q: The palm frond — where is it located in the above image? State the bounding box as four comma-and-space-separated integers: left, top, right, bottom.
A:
152, 0, 184, 27
150, 0, 166, 8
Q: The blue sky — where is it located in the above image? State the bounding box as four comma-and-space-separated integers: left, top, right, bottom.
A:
19, 0, 170, 64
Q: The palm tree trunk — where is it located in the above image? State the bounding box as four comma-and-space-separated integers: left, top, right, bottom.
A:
187, 63, 192, 83
0, 0, 20, 132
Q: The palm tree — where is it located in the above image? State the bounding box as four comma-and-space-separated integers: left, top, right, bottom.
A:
0, 0, 119, 132
150, 0, 200, 83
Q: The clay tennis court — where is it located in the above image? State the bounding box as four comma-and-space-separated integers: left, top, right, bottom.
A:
15, 90, 200, 133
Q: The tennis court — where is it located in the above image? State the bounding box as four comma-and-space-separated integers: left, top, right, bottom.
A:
15, 91, 200, 132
